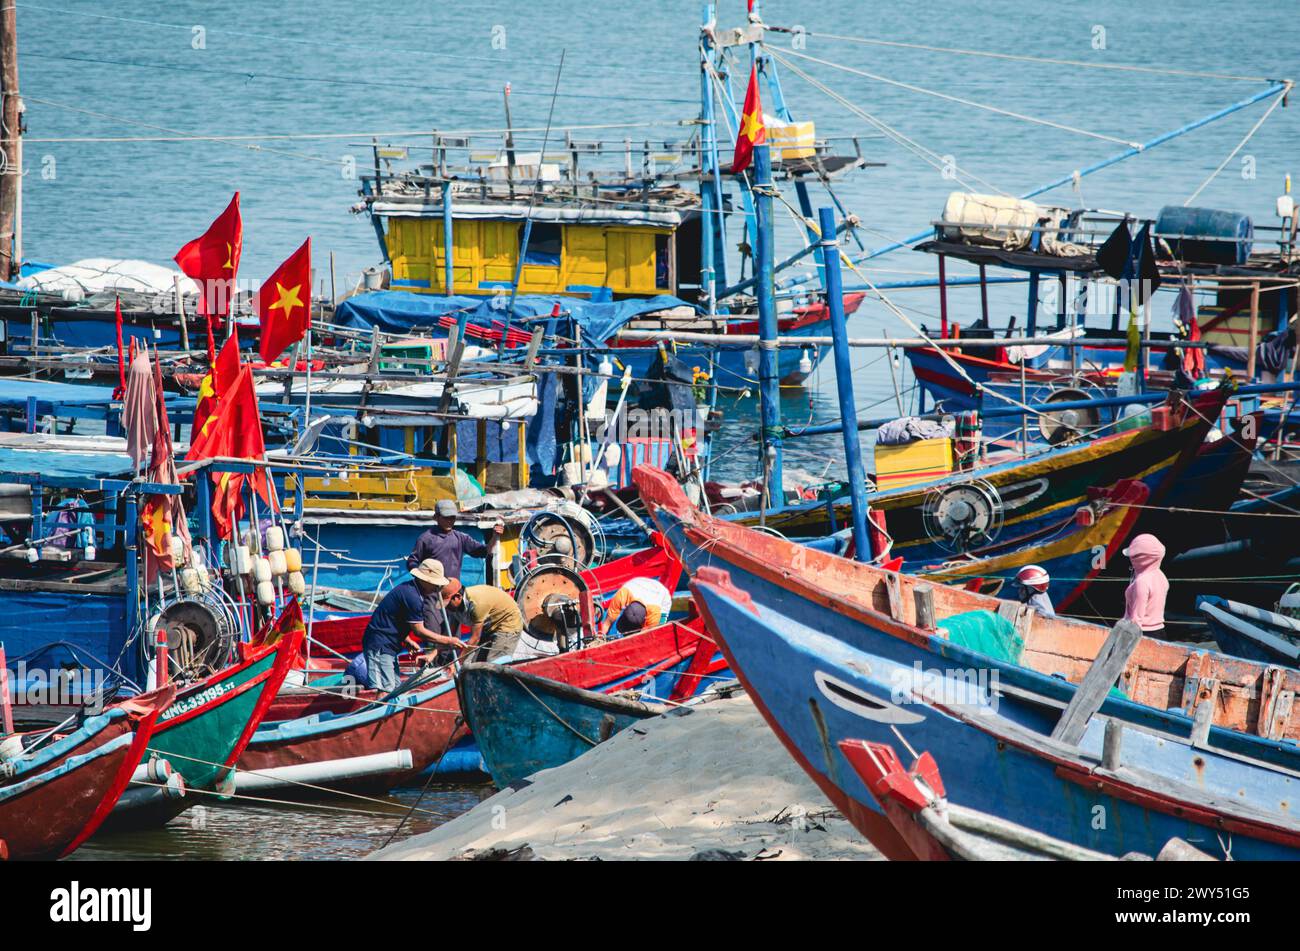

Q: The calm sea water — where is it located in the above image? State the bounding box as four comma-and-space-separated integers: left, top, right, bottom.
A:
69, 786, 494, 861
17, 0, 1297, 856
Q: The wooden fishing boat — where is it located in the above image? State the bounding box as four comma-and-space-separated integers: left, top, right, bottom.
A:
101, 606, 306, 830
457, 620, 728, 787
636, 465, 1300, 859
724, 389, 1223, 557
840, 740, 1213, 861
691, 566, 1300, 861
1197, 595, 1300, 666
236, 616, 723, 795
910, 478, 1146, 610
0, 685, 174, 860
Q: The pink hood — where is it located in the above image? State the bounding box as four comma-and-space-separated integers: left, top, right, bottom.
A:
1122, 534, 1165, 571
1122, 534, 1168, 631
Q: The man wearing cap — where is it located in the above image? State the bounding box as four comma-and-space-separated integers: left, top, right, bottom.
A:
362, 559, 465, 692
406, 499, 504, 582
598, 576, 674, 639
420, 582, 525, 665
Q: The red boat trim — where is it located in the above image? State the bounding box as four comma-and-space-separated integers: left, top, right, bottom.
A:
690, 573, 917, 860
61, 685, 176, 857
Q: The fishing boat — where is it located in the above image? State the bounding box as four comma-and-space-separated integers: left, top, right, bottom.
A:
637, 465, 1300, 859
1197, 594, 1300, 666
842, 740, 1213, 861
457, 619, 728, 787
729, 387, 1223, 559
101, 603, 306, 830
0, 685, 174, 860
237, 616, 725, 795
910, 478, 1147, 610
692, 563, 1300, 861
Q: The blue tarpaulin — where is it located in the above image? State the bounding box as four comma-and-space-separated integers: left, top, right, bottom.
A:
333, 292, 694, 347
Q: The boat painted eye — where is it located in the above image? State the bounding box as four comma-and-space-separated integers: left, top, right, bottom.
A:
813, 671, 924, 725
998, 478, 1049, 510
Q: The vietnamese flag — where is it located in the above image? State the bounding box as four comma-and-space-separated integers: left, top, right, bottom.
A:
187, 328, 243, 459
190, 365, 271, 538
174, 192, 243, 320
257, 238, 311, 363
730, 64, 766, 174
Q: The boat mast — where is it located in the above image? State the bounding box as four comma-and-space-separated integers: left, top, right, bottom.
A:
0, 3, 21, 281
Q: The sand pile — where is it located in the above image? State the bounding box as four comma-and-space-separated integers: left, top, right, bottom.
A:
371, 694, 881, 861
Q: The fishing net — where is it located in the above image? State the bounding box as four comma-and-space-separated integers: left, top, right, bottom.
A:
941, 610, 1024, 665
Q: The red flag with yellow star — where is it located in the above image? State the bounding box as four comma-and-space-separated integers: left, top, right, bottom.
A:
187, 329, 242, 460
174, 192, 242, 320
257, 238, 312, 363
730, 64, 766, 174
190, 365, 272, 538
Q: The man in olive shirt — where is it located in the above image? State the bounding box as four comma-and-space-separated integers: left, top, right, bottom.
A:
419, 580, 525, 664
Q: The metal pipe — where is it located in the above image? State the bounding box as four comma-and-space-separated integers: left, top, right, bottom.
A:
613, 330, 1216, 349
820, 207, 870, 562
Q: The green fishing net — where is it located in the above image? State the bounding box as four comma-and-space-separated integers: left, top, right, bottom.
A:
942, 610, 1024, 665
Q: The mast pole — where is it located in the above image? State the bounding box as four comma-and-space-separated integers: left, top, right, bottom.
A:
754, 141, 782, 507
0, 3, 21, 281
820, 207, 870, 561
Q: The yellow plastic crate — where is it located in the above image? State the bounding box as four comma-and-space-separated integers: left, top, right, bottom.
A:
874, 438, 955, 490
768, 120, 815, 160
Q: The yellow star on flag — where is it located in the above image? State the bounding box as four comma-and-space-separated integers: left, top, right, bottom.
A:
740, 107, 764, 144
269, 282, 304, 320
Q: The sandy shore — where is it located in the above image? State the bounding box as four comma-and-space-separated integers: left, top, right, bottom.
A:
371, 693, 881, 861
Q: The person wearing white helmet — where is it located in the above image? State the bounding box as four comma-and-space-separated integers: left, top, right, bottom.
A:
1015, 565, 1055, 618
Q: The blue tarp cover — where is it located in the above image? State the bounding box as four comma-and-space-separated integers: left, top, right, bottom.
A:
0, 446, 134, 478
333, 292, 694, 347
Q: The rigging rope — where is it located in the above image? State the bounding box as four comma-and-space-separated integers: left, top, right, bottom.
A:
777, 47, 1140, 147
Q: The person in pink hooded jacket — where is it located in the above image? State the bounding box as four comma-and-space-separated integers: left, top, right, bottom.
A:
1122, 533, 1169, 636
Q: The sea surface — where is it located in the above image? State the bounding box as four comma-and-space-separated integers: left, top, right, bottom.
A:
16, 0, 1297, 857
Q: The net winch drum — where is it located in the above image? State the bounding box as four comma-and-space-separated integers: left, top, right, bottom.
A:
512, 562, 599, 651
921, 478, 1005, 554
1037, 386, 1103, 445
519, 503, 605, 570
145, 596, 239, 681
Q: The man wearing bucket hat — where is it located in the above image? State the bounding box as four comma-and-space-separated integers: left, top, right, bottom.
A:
361, 558, 465, 692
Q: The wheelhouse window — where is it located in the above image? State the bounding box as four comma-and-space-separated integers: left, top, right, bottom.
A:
521, 222, 563, 266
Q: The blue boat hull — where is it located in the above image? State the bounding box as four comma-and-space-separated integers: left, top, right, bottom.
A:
690, 568, 1300, 860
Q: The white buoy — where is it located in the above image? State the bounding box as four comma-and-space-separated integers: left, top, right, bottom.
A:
265, 525, 285, 552
267, 550, 287, 576
256, 580, 276, 606
242, 528, 260, 553
180, 568, 201, 595
230, 545, 252, 575
287, 571, 306, 596
798, 350, 813, 376
253, 556, 272, 584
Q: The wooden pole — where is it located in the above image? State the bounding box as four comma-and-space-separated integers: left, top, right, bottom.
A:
1247, 282, 1261, 380
0, 3, 19, 282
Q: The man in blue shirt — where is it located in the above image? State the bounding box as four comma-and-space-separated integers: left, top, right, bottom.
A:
406, 499, 503, 581
362, 558, 464, 692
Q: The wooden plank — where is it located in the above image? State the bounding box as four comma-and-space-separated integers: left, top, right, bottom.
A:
1189, 677, 1219, 749
1102, 718, 1123, 771
1050, 620, 1141, 746
913, 583, 936, 630
883, 571, 904, 621
1256, 665, 1285, 737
